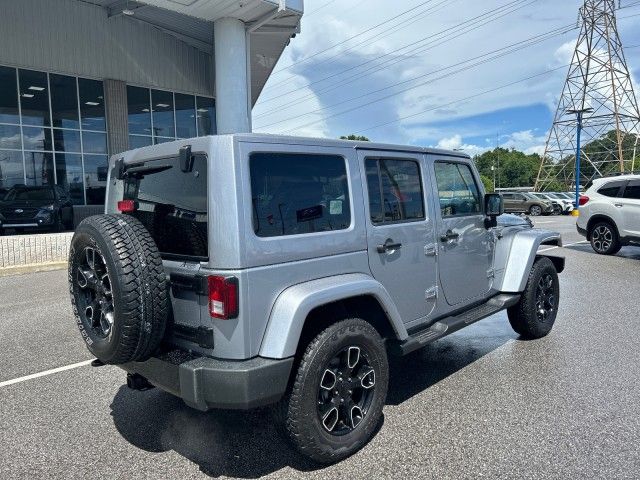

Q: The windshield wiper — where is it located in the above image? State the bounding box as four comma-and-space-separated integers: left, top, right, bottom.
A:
124, 164, 173, 178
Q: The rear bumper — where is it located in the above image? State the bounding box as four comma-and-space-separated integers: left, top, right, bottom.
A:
121, 354, 294, 411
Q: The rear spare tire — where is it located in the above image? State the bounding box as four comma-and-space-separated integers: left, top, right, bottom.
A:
68, 214, 168, 364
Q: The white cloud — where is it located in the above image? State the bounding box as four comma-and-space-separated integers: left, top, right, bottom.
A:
502, 129, 548, 155
429, 128, 549, 157
554, 40, 577, 65
253, 0, 640, 143
432, 134, 488, 157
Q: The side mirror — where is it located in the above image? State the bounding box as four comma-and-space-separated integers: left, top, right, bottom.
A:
179, 145, 194, 173
485, 193, 504, 217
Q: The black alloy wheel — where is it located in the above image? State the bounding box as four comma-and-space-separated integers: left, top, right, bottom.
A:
317, 345, 376, 435
76, 246, 115, 339
535, 273, 556, 324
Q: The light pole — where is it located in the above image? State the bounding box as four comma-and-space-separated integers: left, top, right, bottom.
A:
567, 107, 593, 216
491, 164, 496, 191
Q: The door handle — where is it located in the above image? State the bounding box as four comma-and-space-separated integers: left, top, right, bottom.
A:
440, 230, 460, 242
614, 203, 623, 208
376, 238, 402, 254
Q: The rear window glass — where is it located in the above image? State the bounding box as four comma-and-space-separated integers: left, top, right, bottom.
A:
250, 152, 351, 237
598, 181, 625, 197
123, 155, 208, 259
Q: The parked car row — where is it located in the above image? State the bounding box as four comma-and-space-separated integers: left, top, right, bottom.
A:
499, 191, 577, 216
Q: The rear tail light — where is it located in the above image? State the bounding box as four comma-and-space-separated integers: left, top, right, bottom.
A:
208, 276, 239, 319
117, 199, 137, 213
579, 195, 589, 206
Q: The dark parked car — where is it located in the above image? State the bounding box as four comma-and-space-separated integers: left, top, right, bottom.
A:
0, 185, 73, 234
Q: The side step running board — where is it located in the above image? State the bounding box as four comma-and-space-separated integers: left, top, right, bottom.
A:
389, 294, 521, 356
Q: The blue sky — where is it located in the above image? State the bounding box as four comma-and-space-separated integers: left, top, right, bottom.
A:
252, 0, 640, 156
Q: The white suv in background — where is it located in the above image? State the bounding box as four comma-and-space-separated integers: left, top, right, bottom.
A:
577, 174, 640, 255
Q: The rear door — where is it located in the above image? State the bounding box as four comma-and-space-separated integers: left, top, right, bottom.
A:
619, 179, 640, 238
359, 151, 438, 326
431, 159, 494, 306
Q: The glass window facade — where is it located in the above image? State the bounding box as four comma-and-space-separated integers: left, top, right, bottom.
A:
127, 87, 215, 146
1, 64, 216, 207
0, 65, 107, 205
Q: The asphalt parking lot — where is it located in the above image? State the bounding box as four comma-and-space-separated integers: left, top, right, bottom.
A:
1, 215, 639, 479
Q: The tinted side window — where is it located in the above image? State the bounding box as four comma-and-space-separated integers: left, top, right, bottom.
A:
250, 153, 350, 237
623, 180, 640, 200
598, 181, 625, 197
365, 158, 424, 224
434, 162, 481, 217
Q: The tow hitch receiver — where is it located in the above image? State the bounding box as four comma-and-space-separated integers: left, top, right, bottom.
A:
126, 373, 155, 391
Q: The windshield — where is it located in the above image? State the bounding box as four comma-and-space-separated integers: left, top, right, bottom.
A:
123, 155, 208, 260
3, 187, 55, 203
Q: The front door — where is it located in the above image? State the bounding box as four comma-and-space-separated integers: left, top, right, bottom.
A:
432, 159, 494, 306
360, 152, 438, 326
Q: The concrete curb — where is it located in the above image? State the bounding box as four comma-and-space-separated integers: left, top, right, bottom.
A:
0, 261, 68, 277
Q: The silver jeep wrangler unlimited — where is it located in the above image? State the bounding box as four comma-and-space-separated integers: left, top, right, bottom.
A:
68, 134, 563, 463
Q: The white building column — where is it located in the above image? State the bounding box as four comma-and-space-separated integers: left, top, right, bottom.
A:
214, 17, 251, 134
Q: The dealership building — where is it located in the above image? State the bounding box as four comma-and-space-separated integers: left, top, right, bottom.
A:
0, 0, 303, 217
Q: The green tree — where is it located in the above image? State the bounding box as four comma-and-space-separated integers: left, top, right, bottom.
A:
474, 148, 541, 189
340, 135, 370, 141
480, 174, 494, 193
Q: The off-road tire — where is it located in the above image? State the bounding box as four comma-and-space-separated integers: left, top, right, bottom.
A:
276, 318, 389, 464
529, 205, 543, 216
507, 256, 559, 339
589, 221, 621, 255
68, 214, 168, 364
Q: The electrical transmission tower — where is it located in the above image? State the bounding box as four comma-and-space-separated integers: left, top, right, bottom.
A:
535, 0, 640, 191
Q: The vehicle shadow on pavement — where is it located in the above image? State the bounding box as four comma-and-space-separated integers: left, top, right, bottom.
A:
110, 318, 511, 477
110, 385, 375, 477
386, 318, 516, 405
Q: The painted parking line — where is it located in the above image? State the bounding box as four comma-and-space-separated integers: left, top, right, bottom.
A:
538, 240, 588, 252
0, 359, 93, 389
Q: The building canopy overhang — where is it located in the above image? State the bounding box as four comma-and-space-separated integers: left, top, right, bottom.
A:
82, 0, 303, 104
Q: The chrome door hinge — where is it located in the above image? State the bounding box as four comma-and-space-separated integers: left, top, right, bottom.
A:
487, 268, 495, 279
425, 286, 438, 300
424, 244, 437, 256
